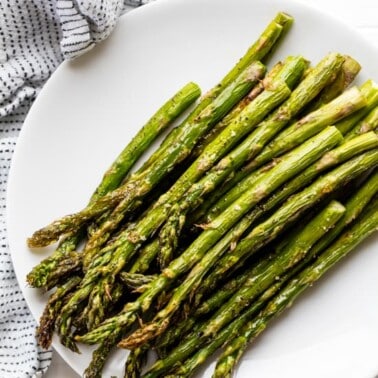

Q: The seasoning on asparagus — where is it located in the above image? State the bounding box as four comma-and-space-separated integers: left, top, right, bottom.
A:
142, 200, 347, 377
117, 127, 343, 348
195, 81, 367, 224
195, 149, 378, 304
213, 197, 378, 378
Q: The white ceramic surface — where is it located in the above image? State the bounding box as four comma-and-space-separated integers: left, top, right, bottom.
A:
7, 0, 378, 376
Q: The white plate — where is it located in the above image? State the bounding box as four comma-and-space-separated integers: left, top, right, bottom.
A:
7, 0, 378, 377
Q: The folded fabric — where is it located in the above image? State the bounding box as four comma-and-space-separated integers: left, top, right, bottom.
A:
0, 1, 152, 376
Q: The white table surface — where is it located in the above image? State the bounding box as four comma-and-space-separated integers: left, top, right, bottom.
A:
44, 0, 378, 377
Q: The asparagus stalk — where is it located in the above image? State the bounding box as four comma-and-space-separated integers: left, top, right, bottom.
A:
213, 197, 378, 377
29, 11, 293, 250
171, 251, 309, 378
194, 82, 366, 224
240, 85, 366, 174
204, 131, 378, 224
167, 167, 378, 352
155, 316, 199, 358
57, 69, 290, 343
157, 53, 345, 268
83, 71, 291, 265
26, 82, 200, 287
310, 168, 378, 255
195, 268, 251, 318
303, 55, 361, 113
187, 174, 378, 376
335, 79, 378, 135
92, 82, 201, 199
345, 106, 378, 141
28, 60, 266, 249
140, 12, 292, 172
142, 200, 347, 377
187, 61, 285, 161
83, 333, 124, 378
157, 56, 309, 268
171, 254, 291, 372
230, 12, 293, 63
76, 128, 342, 346
129, 239, 160, 274
117, 127, 343, 349
85, 279, 124, 330
196, 147, 378, 304
124, 347, 148, 378
27, 249, 82, 289
36, 276, 81, 349
168, 280, 282, 378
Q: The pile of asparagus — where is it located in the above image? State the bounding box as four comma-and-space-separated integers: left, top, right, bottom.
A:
26, 12, 378, 377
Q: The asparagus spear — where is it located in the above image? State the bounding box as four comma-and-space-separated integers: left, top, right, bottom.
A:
118, 127, 343, 348
188, 61, 285, 161
335, 79, 378, 135
36, 276, 82, 349
57, 69, 290, 343
157, 55, 309, 268
240, 85, 366, 174
129, 239, 160, 274
345, 106, 378, 141
151, 167, 378, 361
302, 55, 361, 113
213, 197, 378, 378
142, 200, 347, 377
124, 347, 148, 378
92, 82, 200, 199
83, 333, 124, 378
157, 53, 344, 268
28, 60, 266, 249
310, 168, 378, 255
196, 145, 378, 303
139, 12, 292, 172
84, 279, 124, 330
77, 126, 342, 346
183, 174, 378, 377
83, 71, 293, 265
193, 83, 367, 224
26, 82, 200, 287
27, 249, 82, 289
29, 11, 293, 250
167, 280, 281, 378
275, 80, 373, 143
204, 131, 378, 224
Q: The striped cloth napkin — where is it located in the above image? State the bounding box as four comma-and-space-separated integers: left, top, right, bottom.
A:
0, 1, 152, 376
